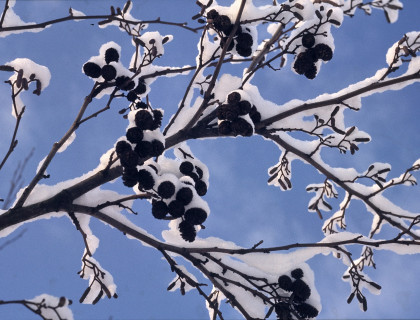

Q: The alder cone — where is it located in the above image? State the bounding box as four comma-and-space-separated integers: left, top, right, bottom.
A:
152, 200, 168, 219
168, 200, 185, 218
218, 120, 232, 135
105, 47, 119, 64
101, 65, 117, 81
157, 181, 176, 199
179, 220, 196, 242
83, 62, 101, 78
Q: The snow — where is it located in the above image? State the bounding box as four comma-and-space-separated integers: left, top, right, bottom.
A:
0, 0, 45, 37
6, 58, 51, 117
58, 132, 76, 153
341, 0, 363, 16
6, 58, 51, 89
205, 286, 225, 319
98, 1, 140, 31
138, 31, 173, 57
98, 147, 120, 172
69, 8, 86, 19
167, 264, 198, 293
10, 94, 24, 118
27, 294, 74, 320
79, 255, 117, 304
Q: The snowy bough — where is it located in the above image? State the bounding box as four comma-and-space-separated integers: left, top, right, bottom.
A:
0, 0, 419, 319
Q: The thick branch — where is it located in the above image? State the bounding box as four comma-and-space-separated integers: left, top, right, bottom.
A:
256, 72, 420, 130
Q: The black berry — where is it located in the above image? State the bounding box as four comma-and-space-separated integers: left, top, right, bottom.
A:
105, 47, 119, 64
126, 127, 144, 144
152, 109, 163, 129
136, 101, 148, 109
126, 90, 138, 102
176, 187, 194, 205
157, 181, 175, 199
302, 33, 315, 48
185, 208, 207, 225
292, 279, 311, 302
151, 140, 164, 157
218, 120, 232, 135
237, 32, 253, 48
220, 37, 234, 51
120, 150, 139, 168
249, 106, 261, 123
304, 63, 317, 80
216, 104, 229, 120
278, 275, 293, 291
225, 104, 240, 121
115, 76, 135, 91
236, 43, 252, 57
122, 167, 138, 187
295, 303, 319, 318
134, 140, 153, 158
207, 9, 219, 20
291, 268, 304, 279
314, 43, 333, 61
195, 180, 208, 196
238, 100, 252, 115
137, 169, 155, 190
83, 62, 101, 78
168, 200, 185, 218
231, 117, 253, 137
179, 220, 196, 242
122, 176, 137, 187
306, 47, 318, 62
213, 15, 232, 34
134, 79, 147, 95
135, 110, 154, 130
179, 161, 194, 175
115, 140, 132, 155
152, 200, 168, 219
101, 65, 117, 81
293, 51, 317, 75
227, 92, 241, 105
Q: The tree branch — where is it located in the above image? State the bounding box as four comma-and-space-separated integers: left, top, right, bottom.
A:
257, 71, 420, 130
260, 130, 420, 240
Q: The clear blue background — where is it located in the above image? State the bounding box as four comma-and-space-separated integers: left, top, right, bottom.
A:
0, 0, 419, 319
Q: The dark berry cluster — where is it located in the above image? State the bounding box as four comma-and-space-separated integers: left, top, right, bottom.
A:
235, 28, 254, 57
130, 109, 164, 158
82, 45, 148, 102
207, 9, 253, 57
150, 174, 208, 243
125, 78, 147, 103
275, 268, 319, 319
138, 157, 209, 242
83, 47, 119, 81
217, 91, 254, 137
115, 108, 164, 187
293, 33, 333, 79
179, 160, 208, 197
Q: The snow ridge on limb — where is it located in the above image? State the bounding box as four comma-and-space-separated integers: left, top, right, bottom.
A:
0, 294, 73, 320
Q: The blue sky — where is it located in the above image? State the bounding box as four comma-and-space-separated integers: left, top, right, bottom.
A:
0, 0, 419, 319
